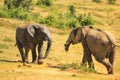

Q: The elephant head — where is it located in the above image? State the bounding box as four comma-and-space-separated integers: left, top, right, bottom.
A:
64, 26, 92, 51
26, 24, 52, 58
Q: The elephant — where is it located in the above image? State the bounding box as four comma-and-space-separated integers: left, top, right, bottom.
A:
64, 26, 117, 74
15, 24, 52, 64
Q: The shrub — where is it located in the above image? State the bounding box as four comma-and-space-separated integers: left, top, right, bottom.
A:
42, 15, 56, 26
108, 0, 116, 4
92, 0, 101, 2
7, 8, 39, 21
0, 10, 8, 18
69, 5, 76, 16
4, 0, 32, 10
2, 0, 38, 21
79, 13, 94, 26
68, 19, 78, 28
36, 0, 52, 6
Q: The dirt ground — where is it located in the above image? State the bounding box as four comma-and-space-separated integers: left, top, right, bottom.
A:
0, 19, 120, 80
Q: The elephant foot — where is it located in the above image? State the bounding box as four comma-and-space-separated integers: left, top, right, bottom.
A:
108, 67, 113, 74
43, 56, 47, 59
80, 63, 87, 67
37, 60, 43, 65
25, 59, 29, 63
31, 61, 37, 64
89, 62, 95, 70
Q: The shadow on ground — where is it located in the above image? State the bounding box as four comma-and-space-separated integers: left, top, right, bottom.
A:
0, 59, 20, 63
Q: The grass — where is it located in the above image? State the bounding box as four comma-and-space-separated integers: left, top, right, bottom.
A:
60, 62, 95, 73
0, 0, 120, 80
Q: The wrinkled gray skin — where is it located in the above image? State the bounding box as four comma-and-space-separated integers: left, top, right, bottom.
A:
64, 26, 116, 74
16, 24, 52, 64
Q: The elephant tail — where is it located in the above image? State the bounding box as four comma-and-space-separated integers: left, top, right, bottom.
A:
113, 44, 120, 47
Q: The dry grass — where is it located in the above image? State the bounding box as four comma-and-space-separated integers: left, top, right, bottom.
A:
0, 0, 120, 80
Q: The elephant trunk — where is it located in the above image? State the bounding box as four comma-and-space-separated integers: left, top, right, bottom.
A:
64, 40, 71, 51
43, 35, 52, 59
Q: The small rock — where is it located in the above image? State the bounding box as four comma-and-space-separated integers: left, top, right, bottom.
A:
0, 50, 3, 53
18, 64, 22, 67
16, 54, 20, 57
23, 63, 27, 66
38, 61, 43, 65
72, 74, 76, 77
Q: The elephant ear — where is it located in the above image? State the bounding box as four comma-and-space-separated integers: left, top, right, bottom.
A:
74, 28, 82, 43
81, 27, 86, 38
81, 26, 92, 38
26, 24, 38, 37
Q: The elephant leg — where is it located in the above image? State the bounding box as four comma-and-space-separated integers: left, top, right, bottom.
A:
25, 48, 30, 63
85, 50, 94, 70
17, 46, 26, 62
108, 47, 116, 74
31, 46, 37, 63
37, 42, 43, 64
95, 58, 112, 74
81, 50, 87, 66
82, 41, 94, 70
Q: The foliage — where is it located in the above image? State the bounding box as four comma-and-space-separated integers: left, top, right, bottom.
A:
69, 5, 76, 16
0, 10, 8, 18
39, 11, 94, 29
67, 18, 78, 28
3, 37, 13, 42
4, 0, 32, 10
42, 15, 56, 26
1, 0, 94, 29
108, 0, 116, 4
92, 0, 101, 2
79, 13, 94, 26
7, 8, 38, 20
36, 0, 52, 6
1, 0, 39, 21
60, 62, 95, 73
0, 43, 9, 49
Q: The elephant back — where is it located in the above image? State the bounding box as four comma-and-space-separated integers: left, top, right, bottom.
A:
104, 31, 117, 45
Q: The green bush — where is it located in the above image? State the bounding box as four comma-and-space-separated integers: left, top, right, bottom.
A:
36, 0, 52, 6
80, 13, 94, 26
7, 8, 39, 21
68, 19, 78, 28
0, 10, 8, 18
108, 0, 116, 4
92, 0, 101, 2
69, 5, 75, 16
40, 13, 67, 29
43, 15, 56, 26
2, 0, 38, 21
4, 0, 32, 10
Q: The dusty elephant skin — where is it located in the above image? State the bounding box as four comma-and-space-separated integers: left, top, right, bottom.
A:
64, 26, 117, 74
15, 24, 52, 64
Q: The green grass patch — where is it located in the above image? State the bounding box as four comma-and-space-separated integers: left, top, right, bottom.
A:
3, 37, 13, 42
0, 43, 9, 49
60, 62, 95, 73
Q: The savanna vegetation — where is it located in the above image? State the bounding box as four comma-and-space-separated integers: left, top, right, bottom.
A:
0, 0, 120, 80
